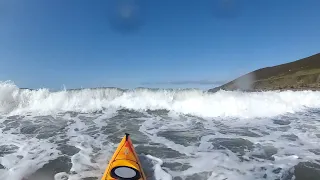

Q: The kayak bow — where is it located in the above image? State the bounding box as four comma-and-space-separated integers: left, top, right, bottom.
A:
101, 133, 146, 180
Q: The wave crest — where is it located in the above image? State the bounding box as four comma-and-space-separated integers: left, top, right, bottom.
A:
1, 81, 320, 118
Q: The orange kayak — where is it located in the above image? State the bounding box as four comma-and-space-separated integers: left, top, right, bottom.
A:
101, 133, 147, 180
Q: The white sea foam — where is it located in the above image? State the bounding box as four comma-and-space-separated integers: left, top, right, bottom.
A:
1, 81, 320, 118
146, 155, 172, 180
1, 81, 320, 180
0, 133, 60, 180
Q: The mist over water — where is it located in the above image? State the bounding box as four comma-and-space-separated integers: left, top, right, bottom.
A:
0, 81, 319, 180
234, 73, 256, 91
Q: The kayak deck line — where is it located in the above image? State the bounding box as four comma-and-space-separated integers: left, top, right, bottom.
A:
101, 133, 146, 180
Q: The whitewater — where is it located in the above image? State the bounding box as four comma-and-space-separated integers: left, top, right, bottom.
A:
0, 81, 319, 180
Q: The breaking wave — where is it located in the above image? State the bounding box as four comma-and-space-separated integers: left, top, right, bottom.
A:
1, 81, 320, 118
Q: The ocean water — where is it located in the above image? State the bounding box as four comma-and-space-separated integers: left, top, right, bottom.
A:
0, 81, 320, 180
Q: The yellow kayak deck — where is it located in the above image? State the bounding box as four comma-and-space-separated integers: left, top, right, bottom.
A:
101, 133, 146, 180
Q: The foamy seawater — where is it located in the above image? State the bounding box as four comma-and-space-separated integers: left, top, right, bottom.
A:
0, 81, 320, 180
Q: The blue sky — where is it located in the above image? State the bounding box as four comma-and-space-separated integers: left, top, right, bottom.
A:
0, 0, 319, 90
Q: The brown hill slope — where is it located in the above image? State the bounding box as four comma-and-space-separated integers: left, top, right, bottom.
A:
209, 53, 320, 92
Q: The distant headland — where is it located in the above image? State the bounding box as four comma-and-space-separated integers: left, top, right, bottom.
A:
209, 53, 320, 92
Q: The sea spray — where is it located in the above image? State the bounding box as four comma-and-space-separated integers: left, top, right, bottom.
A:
1, 81, 320, 118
